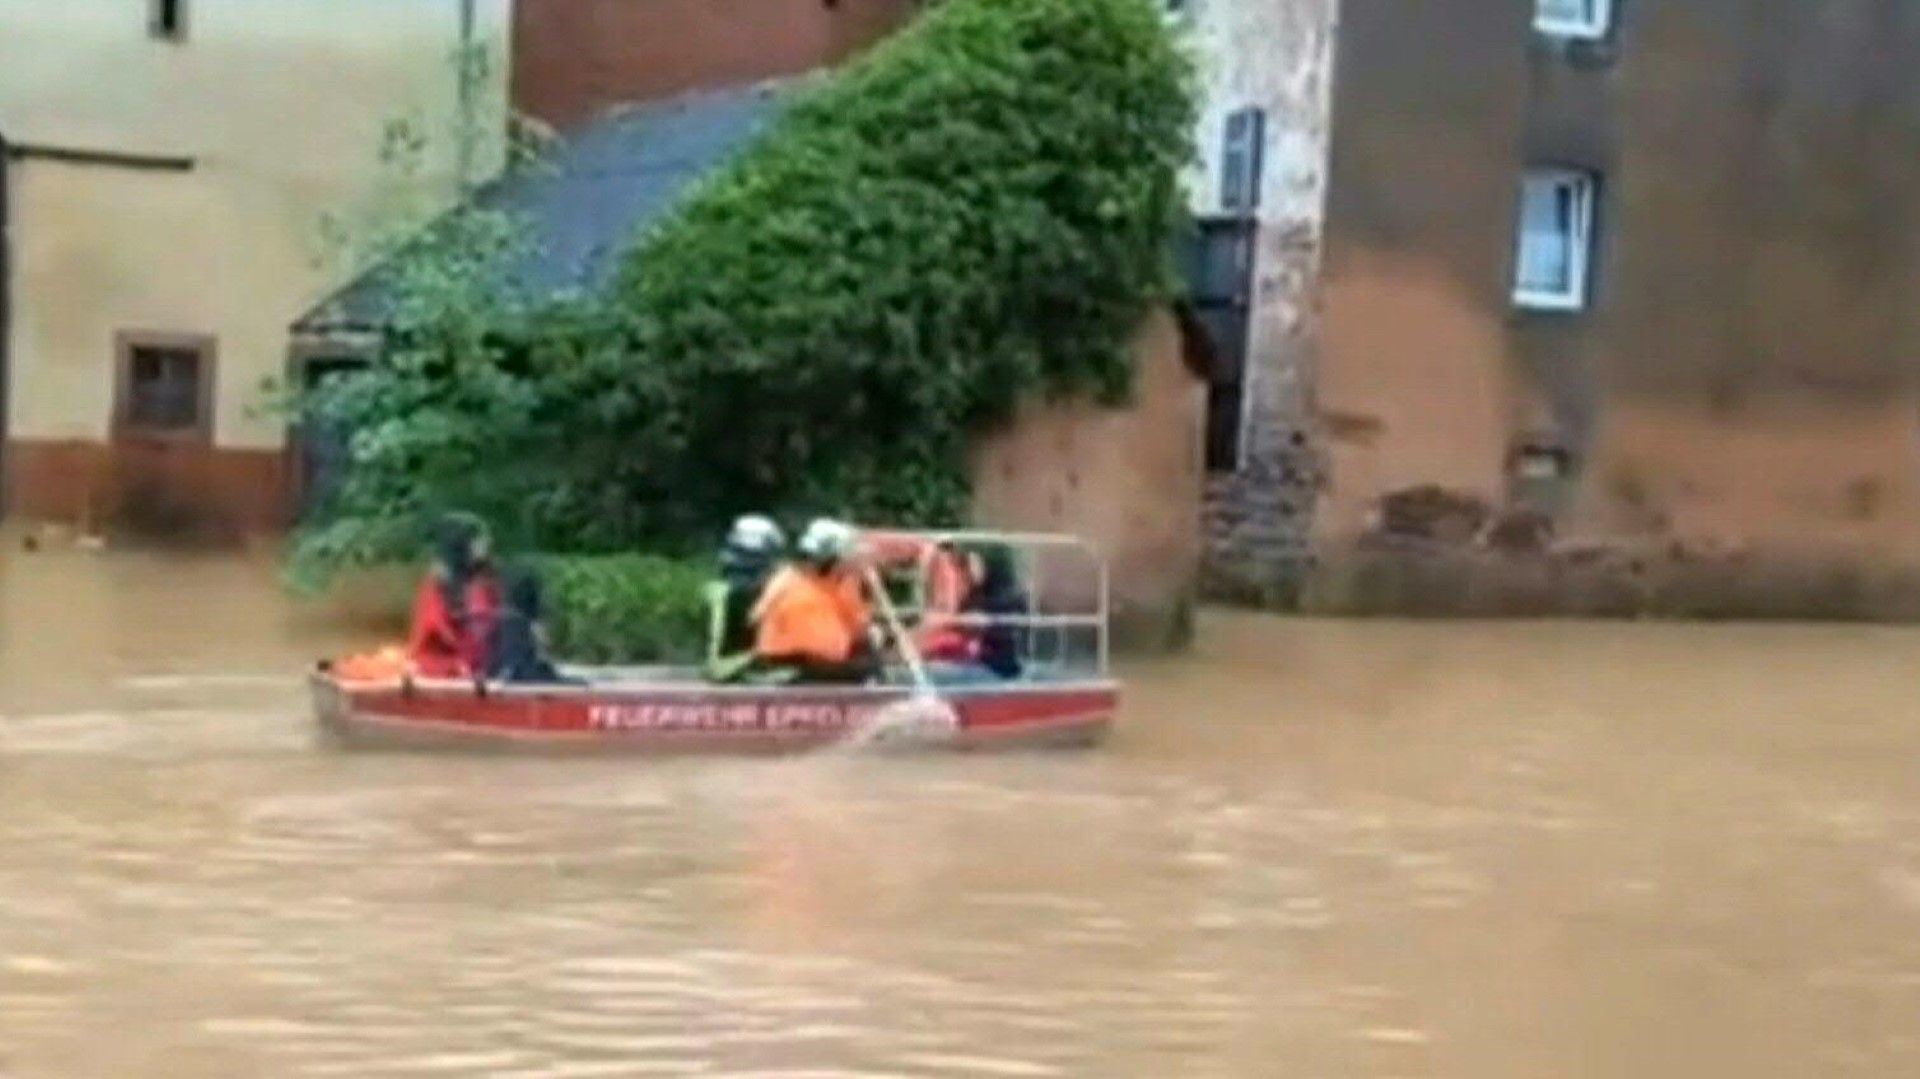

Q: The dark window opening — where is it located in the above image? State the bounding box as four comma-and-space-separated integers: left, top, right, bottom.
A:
294, 354, 369, 519
1220, 106, 1266, 214
1181, 217, 1257, 473
1206, 383, 1246, 473
151, 0, 186, 42
128, 348, 201, 430
117, 334, 212, 438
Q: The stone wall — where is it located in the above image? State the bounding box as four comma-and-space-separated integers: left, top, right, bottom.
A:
1180, 0, 1341, 604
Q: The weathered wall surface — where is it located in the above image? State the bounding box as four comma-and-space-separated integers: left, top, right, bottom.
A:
5, 440, 286, 542
0, 0, 509, 533
1182, 0, 1342, 604
1308, 0, 1920, 617
512, 0, 914, 131
1312, 0, 1531, 545
971, 309, 1205, 650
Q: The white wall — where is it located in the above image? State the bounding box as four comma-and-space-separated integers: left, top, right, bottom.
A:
1176, 0, 1340, 451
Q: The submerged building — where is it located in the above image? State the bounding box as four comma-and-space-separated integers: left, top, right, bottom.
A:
0, 0, 510, 539
0, 0, 917, 541
1187, 0, 1920, 617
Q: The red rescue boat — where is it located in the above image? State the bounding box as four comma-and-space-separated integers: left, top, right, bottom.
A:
311, 530, 1119, 753
311, 670, 1117, 752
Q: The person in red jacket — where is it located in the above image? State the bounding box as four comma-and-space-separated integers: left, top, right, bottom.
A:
406, 513, 501, 679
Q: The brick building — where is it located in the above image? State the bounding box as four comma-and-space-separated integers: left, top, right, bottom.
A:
511, 0, 917, 130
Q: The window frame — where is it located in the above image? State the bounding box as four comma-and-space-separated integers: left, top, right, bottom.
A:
149, 0, 188, 43
114, 331, 216, 442
1219, 106, 1267, 215
1533, 0, 1614, 41
1512, 168, 1599, 314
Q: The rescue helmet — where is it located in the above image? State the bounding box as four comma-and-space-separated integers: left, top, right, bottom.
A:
797, 518, 857, 563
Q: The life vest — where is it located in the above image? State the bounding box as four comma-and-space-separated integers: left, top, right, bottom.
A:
828, 567, 870, 638
915, 546, 975, 659
924, 546, 970, 614
333, 646, 410, 684
753, 567, 859, 663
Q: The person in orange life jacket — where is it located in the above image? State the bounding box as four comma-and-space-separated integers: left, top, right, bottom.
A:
750, 518, 878, 684
857, 532, 975, 662
914, 541, 977, 663
917, 545, 1030, 685
406, 513, 502, 679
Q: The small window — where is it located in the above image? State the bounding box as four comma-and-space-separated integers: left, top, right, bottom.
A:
1534, 0, 1613, 40
1219, 107, 1266, 214
117, 334, 213, 437
1513, 169, 1598, 312
150, 0, 187, 42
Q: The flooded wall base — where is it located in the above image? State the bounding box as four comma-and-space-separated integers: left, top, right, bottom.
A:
5, 438, 289, 544
1189, 0, 1342, 607
1302, 543, 1920, 621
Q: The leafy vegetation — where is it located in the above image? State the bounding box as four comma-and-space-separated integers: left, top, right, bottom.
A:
289, 0, 1194, 590
534, 554, 712, 664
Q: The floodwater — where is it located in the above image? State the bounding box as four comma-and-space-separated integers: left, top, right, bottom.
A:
0, 548, 1916, 1078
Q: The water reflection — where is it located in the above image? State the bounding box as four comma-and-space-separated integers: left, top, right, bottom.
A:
0, 548, 1915, 1075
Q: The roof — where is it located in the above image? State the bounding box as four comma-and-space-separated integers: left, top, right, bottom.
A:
293, 82, 787, 333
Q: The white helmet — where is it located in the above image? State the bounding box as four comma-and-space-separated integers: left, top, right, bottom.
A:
797, 518, 856, 562
726, 514, 786, 555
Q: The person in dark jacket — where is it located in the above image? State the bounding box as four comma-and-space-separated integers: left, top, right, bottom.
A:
964, 546, 1029, 679
487, 565, 568, 684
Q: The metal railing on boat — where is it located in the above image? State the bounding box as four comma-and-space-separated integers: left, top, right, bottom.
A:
861, 528, 1112, 678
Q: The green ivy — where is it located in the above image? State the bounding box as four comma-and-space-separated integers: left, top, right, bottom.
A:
290, 0, 1193, 585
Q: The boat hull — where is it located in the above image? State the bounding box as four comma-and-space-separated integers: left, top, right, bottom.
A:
311, 671, 1117, 754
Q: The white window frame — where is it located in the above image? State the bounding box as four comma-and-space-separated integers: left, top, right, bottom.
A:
1512, 168, 1598, 313
1533, 0, 1614, 41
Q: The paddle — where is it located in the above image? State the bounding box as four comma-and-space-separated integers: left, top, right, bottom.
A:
857, 565, 961, 746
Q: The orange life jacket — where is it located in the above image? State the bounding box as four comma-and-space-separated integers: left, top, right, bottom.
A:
915, 546, 976, 659
924, 547, 970, 615
829, 567, 871, 637
754, 567, 859, 663
334, 646, 410, 684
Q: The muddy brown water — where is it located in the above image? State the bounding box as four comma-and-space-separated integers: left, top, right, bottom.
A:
0, 548, 1916, 1077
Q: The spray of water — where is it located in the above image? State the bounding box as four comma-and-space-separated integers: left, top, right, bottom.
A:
836, 696, 961, 752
